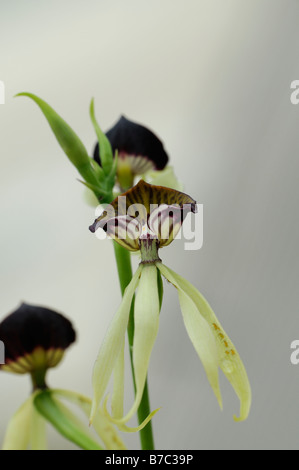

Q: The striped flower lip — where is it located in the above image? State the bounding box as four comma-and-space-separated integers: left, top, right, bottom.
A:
0, 303, 76, 376
93, 116, 168, 188
89, 180, 197, 252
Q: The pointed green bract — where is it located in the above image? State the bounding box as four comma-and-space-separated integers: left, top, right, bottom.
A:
90, 99, 114, 176
2, 395, 33, 450
157, 263, 222, 409
158, 263, 251, 422
90, 265, 143, 422
16, 93, 101, 186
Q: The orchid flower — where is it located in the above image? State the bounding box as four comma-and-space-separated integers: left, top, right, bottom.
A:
93, 115, 181, 192
89, 180, 251, 428
0, 303, 125, 450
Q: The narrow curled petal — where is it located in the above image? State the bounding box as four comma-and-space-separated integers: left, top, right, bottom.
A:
90, 265, 143, 422
158, 263, 251, 422
157, 263, 222, 409
2, 395, 33, 450
52, 389, 126, 450
112, 264, 160, 425
103, 396, 159, 433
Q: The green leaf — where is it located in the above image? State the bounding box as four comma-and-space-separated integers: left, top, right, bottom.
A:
16, 92, 98, 187
89, 99, 113, 175
34, 390, 102, 450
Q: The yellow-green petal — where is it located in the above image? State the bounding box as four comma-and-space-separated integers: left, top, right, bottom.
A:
113, 264, 160, 425
2, 395, 34, 450
90, 265, 143, 422
30, 405, 47, 450
157, 263, 222, 409
159, 263, 251, 422
111, 339, 125, 420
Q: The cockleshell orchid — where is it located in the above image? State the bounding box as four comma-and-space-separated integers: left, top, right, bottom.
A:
89, 180, 251, 428
94, 116, 169, 191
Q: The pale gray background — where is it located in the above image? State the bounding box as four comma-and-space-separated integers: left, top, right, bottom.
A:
0, 0, 298, 450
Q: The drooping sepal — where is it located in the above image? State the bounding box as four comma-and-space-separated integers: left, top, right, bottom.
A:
157, 263, 251, 422
90, 266, 143, 422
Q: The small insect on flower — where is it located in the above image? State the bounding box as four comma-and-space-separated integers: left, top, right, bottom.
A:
89, 180, 251, 430
0, 303, 125, 450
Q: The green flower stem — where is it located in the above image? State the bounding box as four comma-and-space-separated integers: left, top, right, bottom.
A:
113, 242, 155, 450
31, 368, 47, 391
